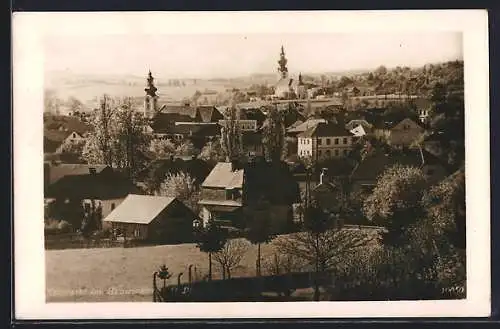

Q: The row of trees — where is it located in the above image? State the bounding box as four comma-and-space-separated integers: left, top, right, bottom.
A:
329, 61, 464, 98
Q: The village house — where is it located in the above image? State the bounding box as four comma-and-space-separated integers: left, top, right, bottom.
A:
423, 131, 447, 157
43, 114, 91, 156
218, 119, 258, 132
103, 194, 198, 244
413, 98, 432, 124
44, 164, 141, 228
198, 158, 300, 232
349, 148, 447, 194
373, 117, 424, 147
310, 168, 345, 227
345, 119, 373, 136
286, 118, 328, 137
297, 121, 356, 161
198, 161, 245, 228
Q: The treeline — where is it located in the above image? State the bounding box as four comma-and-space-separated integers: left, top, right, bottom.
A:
327, 60, 464, 97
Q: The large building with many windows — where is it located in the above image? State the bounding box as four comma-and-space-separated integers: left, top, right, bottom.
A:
297, 122, 356, 161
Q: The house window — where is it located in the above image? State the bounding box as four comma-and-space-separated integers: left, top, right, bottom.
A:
111, 203, 116, 211
72, 133, 76, 138
335, 138, 339, 145
318, 150, 322, 156
326, 150, 331, 157
343, 149, 349, 156
343, 137, 348, 144
326, 138, 331, 145
318, 138, 322, 145
335, 150, 339, 157
134, 228, 140, 238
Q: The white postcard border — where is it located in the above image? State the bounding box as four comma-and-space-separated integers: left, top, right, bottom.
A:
13, 10, 490, 319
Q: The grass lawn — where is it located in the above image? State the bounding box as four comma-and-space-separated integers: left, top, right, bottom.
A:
45, 239, 277, 302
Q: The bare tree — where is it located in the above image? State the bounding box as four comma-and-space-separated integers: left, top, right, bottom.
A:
213, 239, 250, 279
274, 227, 375, 300
262, 251, 307, 276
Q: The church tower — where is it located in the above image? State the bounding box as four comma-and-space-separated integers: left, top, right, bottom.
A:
277, 45, 288, 80
144, 70, 159, 118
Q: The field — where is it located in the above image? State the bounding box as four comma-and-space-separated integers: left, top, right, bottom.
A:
45, 239, 277, 302
44, 70, 273, 106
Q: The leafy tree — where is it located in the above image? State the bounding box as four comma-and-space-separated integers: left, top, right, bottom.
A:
220, 106, 243, 161
375, 65, 388, 76
244, 200, 277, 277
232, 90, 249, 104
113, 98, 151, 178
195, 220, 228, 280
175, 140, 199, 157
82, 95, 116, 167
213, 239, 250, 279
82, 95, 150, 178
149, 138, 176, 159
422, 168, 465, 249
262, 106, 286, 162
338, 76, 353, 89
158, 172, 200, 213
198, 139, 226, 165
363, 165, 428, 246
67, 96, 84, 113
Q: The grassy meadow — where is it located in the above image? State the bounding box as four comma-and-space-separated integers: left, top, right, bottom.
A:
45, 239, 277, 302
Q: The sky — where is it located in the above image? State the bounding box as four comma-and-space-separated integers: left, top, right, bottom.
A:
44, 32, 463, 79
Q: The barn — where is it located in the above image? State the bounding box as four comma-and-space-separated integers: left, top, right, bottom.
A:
103, 194, 198, 244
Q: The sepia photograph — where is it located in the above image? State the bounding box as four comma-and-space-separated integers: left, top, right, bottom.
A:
13, 10, 490, 319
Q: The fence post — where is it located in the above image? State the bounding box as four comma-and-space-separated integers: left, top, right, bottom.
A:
188, 265, 193, 284
153, 271, 158, 302
178, 272, 183, 287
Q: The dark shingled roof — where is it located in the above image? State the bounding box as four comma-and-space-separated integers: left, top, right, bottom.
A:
168, 123, 221, 137
45, 164, 111, 185
197, 106, 224, 123
158, 104, 222, 123
43, 115, 91, 135
150, 113, 194, 134
298, 122, 353, 138
137, 157, 212, 185
45, 172, 141, 200
350, 148, 443, 181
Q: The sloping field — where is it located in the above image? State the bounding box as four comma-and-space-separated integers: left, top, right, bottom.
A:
45, 240, 276, 302
45, 228, 380, 302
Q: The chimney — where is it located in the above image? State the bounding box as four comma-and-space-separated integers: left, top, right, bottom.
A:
320, 167, 328, 185
230, 156, 240, 172
89, 167, 97, 175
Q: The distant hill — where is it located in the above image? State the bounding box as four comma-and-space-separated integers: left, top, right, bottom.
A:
44, 61, 459, 113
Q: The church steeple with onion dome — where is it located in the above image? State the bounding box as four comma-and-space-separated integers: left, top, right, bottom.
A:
144, 70, 159, 118
277, 45, 289, 80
